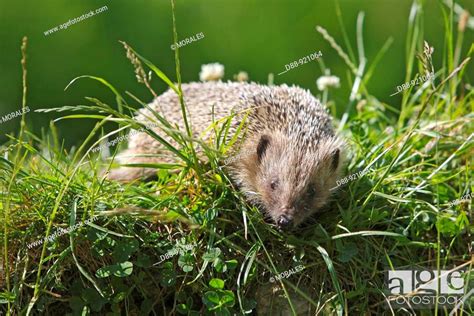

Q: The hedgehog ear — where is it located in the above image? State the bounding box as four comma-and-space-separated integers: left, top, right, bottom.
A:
257, 135, 271, 163
331, 149, 340, 171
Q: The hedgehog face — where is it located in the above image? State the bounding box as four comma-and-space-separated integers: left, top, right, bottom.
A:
240, 132, 343, 230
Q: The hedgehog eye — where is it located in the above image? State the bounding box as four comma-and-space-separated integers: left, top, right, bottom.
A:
307, 186, 317, 197
270, 179, 279, 190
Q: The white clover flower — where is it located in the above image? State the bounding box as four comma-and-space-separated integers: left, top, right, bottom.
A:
316, 75, 340, 91
234, 71, 249, 82
199, 63, 224, 81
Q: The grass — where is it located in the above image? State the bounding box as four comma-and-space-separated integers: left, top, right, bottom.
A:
1, 0, 473, 315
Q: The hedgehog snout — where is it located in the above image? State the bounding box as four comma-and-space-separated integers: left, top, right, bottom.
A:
276, 215, 293, 230
276, 204, 300, 230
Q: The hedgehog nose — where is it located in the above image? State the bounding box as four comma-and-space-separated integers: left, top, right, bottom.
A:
277, 215, 293, 230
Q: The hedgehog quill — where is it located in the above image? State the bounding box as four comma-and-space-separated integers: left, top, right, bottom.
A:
107, 81, 345, 230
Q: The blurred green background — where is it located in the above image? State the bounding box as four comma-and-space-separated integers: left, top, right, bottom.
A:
0, 0, 473, 146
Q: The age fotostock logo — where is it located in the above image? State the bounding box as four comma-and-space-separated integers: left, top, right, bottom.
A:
386, 269, 468, 309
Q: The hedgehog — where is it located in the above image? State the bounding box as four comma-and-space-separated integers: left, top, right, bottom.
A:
107, 81, 345, 230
